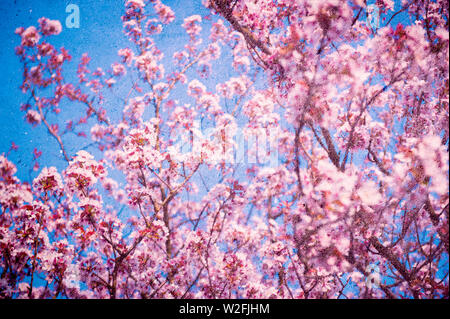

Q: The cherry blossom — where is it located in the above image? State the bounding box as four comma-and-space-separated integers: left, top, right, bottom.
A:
1, 0, 448, 299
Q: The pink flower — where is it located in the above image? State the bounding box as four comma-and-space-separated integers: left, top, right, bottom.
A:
0, 155, 17, 179
187, 79, 206, 97
38, 18, 62, 36
182, 15, 202, 37
105, 78, 116, 87
15, 27, 24, 35
124, 96, 146, 119
18, 282, 30, 295
90, 124, 108, 141
357, 180, 382, 206
33, 167, 63, 193
206, 43, 221, 60
435, 27, 449, 41
64, 151, 106, 195
25, 109, 41, 126
145, 19, 163, 35
111, 63, 126, 76
118, 48, 134, 66
20, 26, 40, 47
28, 66, 42, 85
38, 42, 54, 56
126, 0, 145, 8
153, 0, 175, 24
415, 135, 449, 196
